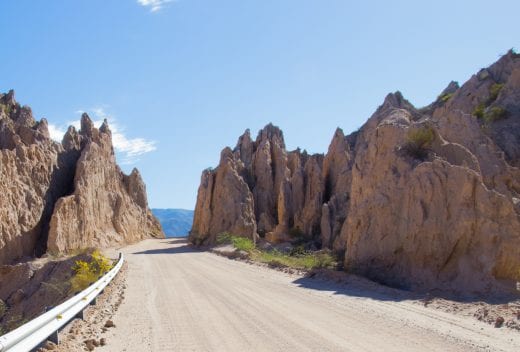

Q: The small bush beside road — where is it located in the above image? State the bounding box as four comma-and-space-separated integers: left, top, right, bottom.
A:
70, 250, 113, 292
216, 233, 338, 271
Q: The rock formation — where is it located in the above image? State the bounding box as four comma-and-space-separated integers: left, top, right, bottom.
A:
190, 124, 325, 246
0, 91, 163, 264
191, 50, 520, 293
0, 252, 89, 332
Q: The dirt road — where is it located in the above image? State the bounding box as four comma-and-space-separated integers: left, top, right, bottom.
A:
98, 238, 520, 351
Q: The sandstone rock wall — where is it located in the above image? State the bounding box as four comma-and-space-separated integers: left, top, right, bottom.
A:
339, 92, 520, 292
0, 91, 163, 264
46, 114, 163, 253
191, 51, 520, 293
190, 124, 325, 245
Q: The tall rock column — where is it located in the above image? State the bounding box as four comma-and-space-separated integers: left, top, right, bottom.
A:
320, 128, 354, 251
190, 147, 256, 245
47, 114, 163, 253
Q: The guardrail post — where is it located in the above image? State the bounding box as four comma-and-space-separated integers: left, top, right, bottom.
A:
75, 309, 84, 320
90, 297, 97, 305
49, 330, 59, 345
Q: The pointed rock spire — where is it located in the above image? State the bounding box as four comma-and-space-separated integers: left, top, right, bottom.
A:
80, 113, 95, 137
99, 118, 111, 135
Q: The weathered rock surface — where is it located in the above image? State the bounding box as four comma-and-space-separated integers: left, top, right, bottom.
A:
0, 91, 163, 264
47, 114, 163, 253
191, 147, 256, 245
190, 124, 325, 245
320, 128, 355, 252
0, 254, 87, 332
191, 51, 520, 293
340, 91, 520, 293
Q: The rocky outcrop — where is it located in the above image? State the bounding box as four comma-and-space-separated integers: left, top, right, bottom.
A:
0, 91, 163, 264
191, 50, 520, 294
0, 253, 89, 332
0, 91, 75, 264
339, 91, 520, 293
190, 147, 256, 245
190, 124, 325, 245
46, 114, 163, 253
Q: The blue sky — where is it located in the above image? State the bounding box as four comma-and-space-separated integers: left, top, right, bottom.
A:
1, 0, 519, 209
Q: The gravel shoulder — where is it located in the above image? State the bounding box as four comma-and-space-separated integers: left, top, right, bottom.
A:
53, 238, 520, 351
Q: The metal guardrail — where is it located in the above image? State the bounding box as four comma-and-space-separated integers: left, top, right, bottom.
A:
0, 253, 124, 352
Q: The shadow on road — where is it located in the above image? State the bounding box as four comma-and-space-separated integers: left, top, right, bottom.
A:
164, 237, 189, 245
292, 273, 519, 305
292, 275, 414, 303
132, 238, 200, 255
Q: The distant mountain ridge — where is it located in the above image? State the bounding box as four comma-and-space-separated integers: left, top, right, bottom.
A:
152, 209, 194, 237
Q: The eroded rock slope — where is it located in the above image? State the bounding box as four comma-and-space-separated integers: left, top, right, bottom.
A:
0, 91, 163, 264
190, 50, 520, 293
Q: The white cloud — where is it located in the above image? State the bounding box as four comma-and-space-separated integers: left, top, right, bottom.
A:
48, 123, 67, 142
48, 107, 157, 165
137, 0, 173, 12
111, 127, 157, 164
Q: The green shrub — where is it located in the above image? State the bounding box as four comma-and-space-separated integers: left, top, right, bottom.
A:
474, 83, 507, 123
216, 232, 338, 271
91, 250, 112, 274
70, 260, 96, 292
473, 102, 485, 119
70, 250, 113, 292
488, 83, 504, 103
231, 237, 255, 252
438, 92, 453, 103
216, 232, 255, 252
253, 250, 337, 270
290, 245, 306, 256
404, 126, 435, 160
484, 106, 507, 123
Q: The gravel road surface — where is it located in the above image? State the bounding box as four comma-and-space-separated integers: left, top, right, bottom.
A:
97, 238, 520, 352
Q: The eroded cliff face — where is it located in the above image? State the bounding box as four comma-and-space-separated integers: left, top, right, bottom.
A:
190, 124, 325, 245
191, 50, 520, 293
46, 114, 163, 253
0, 91, 163, 264
340, 90, 520, 293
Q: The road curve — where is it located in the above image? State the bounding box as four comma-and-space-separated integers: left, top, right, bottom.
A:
98, 238, 520, 352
